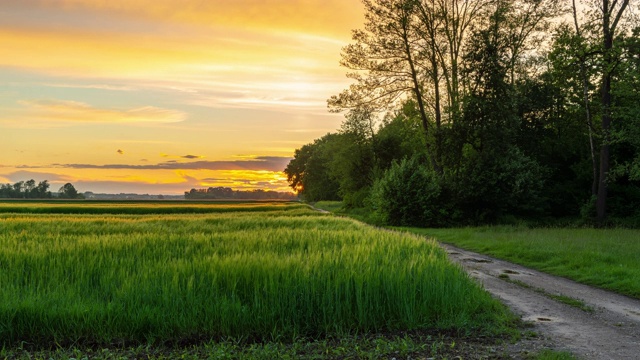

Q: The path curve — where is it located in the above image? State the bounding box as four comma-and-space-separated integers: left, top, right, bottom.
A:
441, 243, 640, 359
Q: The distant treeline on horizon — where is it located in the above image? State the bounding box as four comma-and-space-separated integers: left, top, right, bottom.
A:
0, 179, 82, 199
185, 187, 297, 200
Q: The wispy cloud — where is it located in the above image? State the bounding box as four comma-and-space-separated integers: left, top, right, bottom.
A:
43, 83, 136, 91
17, 99, 187, 124
161, 153, 205, 159
18, 156, 292, 172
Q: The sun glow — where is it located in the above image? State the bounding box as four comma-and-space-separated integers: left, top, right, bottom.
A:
0, 1, 363, 194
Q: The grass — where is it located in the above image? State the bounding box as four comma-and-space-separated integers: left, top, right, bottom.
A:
0, 202, 513, 348
311, 201, 343, 213
501, 277, 594, 313
403, 226, 640, 299
533, 349, 578, 360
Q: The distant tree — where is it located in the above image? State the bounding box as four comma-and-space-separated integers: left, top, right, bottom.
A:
184, 187, 297, 200
35, 180, 52, 198
12, 181, 24, 196
0, 183, 13, 198
24, 179, 36, 198
0, 179, 52, 198
58, 183, 80, 199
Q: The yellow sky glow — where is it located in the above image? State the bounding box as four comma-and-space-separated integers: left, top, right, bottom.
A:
0, 1, 364, 194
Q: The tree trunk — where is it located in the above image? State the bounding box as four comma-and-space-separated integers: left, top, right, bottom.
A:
596, 0, 629, 225
401, 10, 440, 173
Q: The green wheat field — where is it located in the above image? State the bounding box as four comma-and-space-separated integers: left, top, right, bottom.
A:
0, 201, 509, 347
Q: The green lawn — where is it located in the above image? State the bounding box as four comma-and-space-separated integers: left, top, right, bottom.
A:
404, 226, 640, 299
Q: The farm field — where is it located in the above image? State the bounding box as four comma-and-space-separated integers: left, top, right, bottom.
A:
0, 201, 514, 355
403, 226, 640, 299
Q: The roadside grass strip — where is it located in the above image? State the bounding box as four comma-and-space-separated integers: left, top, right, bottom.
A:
405, 226, 640, 299
499, 276, 594, 313
0, 203, 512, 347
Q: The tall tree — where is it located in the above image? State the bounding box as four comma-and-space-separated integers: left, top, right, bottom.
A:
595, 0, 631, 223
501, 0, 564, 85
328, 0, 441, 170
412, 0, 492, 169
571, 0, 599, 197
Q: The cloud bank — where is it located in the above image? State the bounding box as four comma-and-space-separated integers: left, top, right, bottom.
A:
18, 156, 292, 172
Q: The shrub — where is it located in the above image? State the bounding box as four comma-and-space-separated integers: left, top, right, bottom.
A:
369, 156, 444, 227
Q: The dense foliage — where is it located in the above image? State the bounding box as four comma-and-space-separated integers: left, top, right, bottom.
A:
285, 0, 640, 226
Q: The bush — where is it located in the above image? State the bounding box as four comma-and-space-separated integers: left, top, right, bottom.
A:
369, 156, 445, 227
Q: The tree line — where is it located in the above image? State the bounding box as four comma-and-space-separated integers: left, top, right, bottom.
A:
285, 0, 639, 227
0, 180, 83, 199
185, 187, 298, 200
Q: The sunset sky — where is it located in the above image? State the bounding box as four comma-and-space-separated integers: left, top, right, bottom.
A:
1, 0, 364, 194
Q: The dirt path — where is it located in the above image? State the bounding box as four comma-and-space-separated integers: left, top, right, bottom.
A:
441, 243, 640, 359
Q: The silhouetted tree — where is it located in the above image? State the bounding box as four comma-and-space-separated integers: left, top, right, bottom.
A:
59, 183, 80, 199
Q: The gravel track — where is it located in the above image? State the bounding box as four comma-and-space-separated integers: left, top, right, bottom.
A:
442, 243, 640, 359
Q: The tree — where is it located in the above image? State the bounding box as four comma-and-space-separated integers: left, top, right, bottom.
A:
59, 183, 80, 199
328, 0, 442, 170
613, 27, 640, 182
34, 180, 51, 198
595, 0, 632, 224
284, 134, 342, 202
448, 2, 547, 221
569, 0, 599, 197
12, 181, 24, 196
458, 2, 518, 154
331, 109, 378, 206
24, 179, 36, 198
374, 100, 425, 170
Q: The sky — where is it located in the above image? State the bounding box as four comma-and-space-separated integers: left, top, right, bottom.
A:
0, 0, 364, 195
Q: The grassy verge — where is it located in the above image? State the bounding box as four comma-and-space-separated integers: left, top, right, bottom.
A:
0, 202, 514, 348
401, 226, 640, 299
499, 276, 594, 313
311, 201, 344, 213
